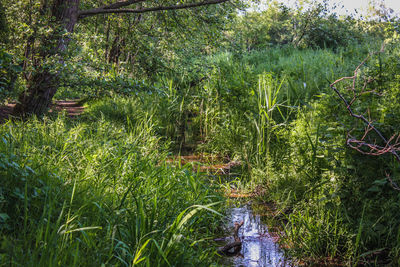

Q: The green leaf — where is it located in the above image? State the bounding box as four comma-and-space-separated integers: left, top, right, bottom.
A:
0, 213, 10, 221
133, 239, 151, 265
11, 65, 22, 73
372, 179, 387, 186
367, 186, 381, 192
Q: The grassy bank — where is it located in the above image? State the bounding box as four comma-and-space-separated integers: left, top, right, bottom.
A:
0, 97, 225, 266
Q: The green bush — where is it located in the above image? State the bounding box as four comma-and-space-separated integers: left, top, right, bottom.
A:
0, 49, 21, 102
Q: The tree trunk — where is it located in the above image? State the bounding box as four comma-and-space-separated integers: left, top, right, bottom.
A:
13, 0, 79, 117
108, 35, 125, 65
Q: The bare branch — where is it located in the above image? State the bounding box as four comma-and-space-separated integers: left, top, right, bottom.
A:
78, 0, 230, 19
330, 46, 400, 189
386, 172, 400, 191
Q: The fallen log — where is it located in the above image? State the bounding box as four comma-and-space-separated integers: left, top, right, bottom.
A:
217, 221, 244, 256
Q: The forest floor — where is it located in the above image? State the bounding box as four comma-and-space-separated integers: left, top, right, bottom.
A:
0, 100, 85, 123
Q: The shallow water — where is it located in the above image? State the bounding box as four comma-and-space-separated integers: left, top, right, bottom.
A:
225, 205, 291, 267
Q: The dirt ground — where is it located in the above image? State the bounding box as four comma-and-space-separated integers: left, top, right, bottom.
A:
0, 100, 84, 123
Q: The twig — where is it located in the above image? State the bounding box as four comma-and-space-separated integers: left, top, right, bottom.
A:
330, 45, 400, 190
217, 221, 244, 256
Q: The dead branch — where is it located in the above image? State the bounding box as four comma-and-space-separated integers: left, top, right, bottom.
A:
330, 45, 400, 190
217, 221, 244, 256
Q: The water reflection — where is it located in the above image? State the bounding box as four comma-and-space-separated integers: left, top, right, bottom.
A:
227, 205, 291, 267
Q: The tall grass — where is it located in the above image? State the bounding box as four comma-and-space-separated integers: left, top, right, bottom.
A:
3, 42, 399, 265
283, 201, 351, 261
254, 73, 286, 168
0, 97, 224, 266
190, 43, 400, 265
196, 45, 366, 159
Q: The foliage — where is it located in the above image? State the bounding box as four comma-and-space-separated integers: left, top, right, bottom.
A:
226, 2, 293, 50
256, 44, 400, 264
0, 49, 22, 101
225, 0, 371, 52
187, 39, 400, 264
0, 1, 7, 43
0, 99, 225, 266
2, 0, 400, 265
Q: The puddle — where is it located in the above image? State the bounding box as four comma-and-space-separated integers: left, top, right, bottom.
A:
223, 205, 291, 267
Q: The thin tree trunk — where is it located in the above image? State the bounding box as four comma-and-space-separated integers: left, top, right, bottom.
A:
14, 0, 79, 117
105, 18, 110, 60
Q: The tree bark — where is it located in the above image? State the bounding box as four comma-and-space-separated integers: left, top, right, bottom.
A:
13, 0, 79, 117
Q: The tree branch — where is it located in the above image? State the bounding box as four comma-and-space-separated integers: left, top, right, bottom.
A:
217, 221, 243, 256
78, 0, 230, 19
102, 0, 146, 10
330, 46, 400, 190
79, 0, 146, 18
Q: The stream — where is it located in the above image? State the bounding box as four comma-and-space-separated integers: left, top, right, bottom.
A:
165, 155, 292, 266
223, 204, 291, 267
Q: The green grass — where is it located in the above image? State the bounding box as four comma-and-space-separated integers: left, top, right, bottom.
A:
0, 99, 225, 266
197, 42, 400, 265
3, 41, 400, 266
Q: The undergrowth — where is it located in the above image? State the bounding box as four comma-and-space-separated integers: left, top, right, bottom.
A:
2, 41, 400, 265
0, 100, 225, 266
